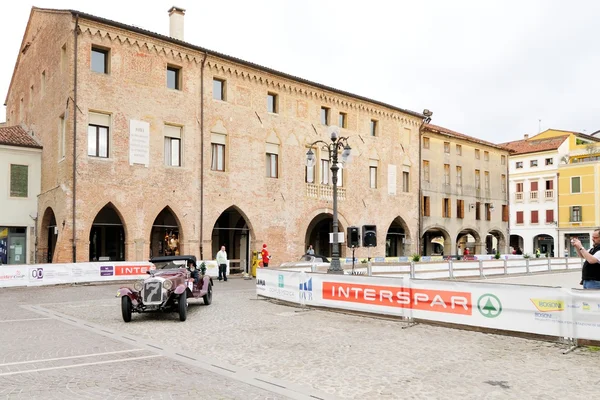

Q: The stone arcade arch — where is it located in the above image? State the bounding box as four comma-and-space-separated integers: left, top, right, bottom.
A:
486, 229, 507, 255
456, 228, 482, 255
149, 207, 182, 258
421, 226, 451, 256
89, 203, 126, 261
211, 206, 253, 275
510, 234, 524, 254
39, 207, 58, 263
534, 234, 555, 257
386, 217, 411, 257
305, 213, 346, 259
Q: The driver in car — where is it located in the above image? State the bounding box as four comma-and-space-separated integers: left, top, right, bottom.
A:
187, 259, 200, 285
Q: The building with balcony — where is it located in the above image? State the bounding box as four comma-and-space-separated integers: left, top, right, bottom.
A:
503, 129, 600, 256
0, 126, 42, 264
4, 7, 425, 267
420, 124, 510, 256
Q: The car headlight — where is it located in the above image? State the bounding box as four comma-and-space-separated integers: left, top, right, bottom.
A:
163, 280, 173, 290
133, 281, 143, 291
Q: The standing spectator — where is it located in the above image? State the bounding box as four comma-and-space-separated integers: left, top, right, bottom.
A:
463, 247, 470, 257
572, 230, 600, 289
306, 245, 315, 255
261, 244, 271, 268
216, 245, 228, 282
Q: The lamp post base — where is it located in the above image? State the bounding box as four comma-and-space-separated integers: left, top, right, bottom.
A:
327, 258, 344, 274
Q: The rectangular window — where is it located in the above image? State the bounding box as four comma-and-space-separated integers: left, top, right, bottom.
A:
337, 166, 344, 187
211, 143, 225, 171
305, 149, 315, 183
484, 171, 490, 191
9, 164, 28, 198
164, 125, 182, 167
442, 198, 451, 218
516, 182, 523, 192
321, 159, 330, 184
546, 209, 554, 223
570, 206, 582, 222
484, 151, 489, 161
456, 166, 462, 186
59, 115, 66, 159
530, 159, 538, 167
501, 155, 506, 165
475, 149, 480, 159
485, 203, 492, 221
266, 153, 278, 178
531, 181, 538, 191
501, 174, 506, 192
475, 170, 480, 189
87, 112, 110, 158
444, 142, 450, 153
457, 199, 464, 219
91, 47, 109, 74
369, 162, 377, 189
41, 71, 46, 96
516, 161, 523, 169
444, 164, 450, 185
370, 119, 378, 136
475, 202, 481, 220
531, 210, 539, 224
320, 107, 329, 125
502, 205, 509, 222
423, 137, 430, 149
402, 171, 409, 192
545, 180, 553, 190
338, 112, 347, 128
516, 211, 524, 224
571, 177, 581, 193
456, 144, 462, 156
167, 65, 181, 90
213, 78, 226, 100
423, 160, 430, 182
545, 158, 553, 165
267, 92, 278, 113
423, 196, 430, 216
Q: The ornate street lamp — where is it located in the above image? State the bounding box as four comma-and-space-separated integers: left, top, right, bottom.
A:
306, 126, 352, 274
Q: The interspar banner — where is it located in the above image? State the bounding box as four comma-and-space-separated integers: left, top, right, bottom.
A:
255, 270, 600, 341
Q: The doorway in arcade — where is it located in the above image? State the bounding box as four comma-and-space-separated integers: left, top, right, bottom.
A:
211, 207, 251, 275
89, 204, 125, 261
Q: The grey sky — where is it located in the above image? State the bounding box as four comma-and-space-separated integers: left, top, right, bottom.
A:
2, 0, 599, 142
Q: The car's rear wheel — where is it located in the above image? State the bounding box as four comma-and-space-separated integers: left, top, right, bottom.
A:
178, 291, 187, 321
203, 282, 212, 305
121, 296, 132, 323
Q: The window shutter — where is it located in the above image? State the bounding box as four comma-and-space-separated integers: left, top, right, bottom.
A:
546, 210, 553, 223
531, 181, 538, 191
516, 211, 523, 224
531, 210, 538, 223
570, 206, 574, 221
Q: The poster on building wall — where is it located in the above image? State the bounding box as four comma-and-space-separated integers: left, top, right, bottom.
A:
388, 164, 397, 195
129, 119, 150, 166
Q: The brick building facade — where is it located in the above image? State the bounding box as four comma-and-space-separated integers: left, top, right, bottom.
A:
5, 7, 424, 269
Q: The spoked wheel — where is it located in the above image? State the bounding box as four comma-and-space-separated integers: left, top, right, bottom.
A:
178, 291, 188, 321
203, 282, 212, 306
121, 296, 132, 323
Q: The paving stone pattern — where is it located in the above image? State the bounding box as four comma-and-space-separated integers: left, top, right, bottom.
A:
1, 278, 599, 399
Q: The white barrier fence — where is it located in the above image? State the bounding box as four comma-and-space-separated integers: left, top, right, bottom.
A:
256, 268, 600, 342
282, 257, 583, 280
0, 260, 229, 288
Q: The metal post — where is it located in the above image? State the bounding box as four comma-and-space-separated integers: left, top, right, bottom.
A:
329, 158, 342, 274
503, 258, 508, 275
526, 258, 530, 274
479, 259, 484, 278
410, 261, 415, 279
448, 259, 454, 279
547, 256, 551, 271
565, 256, 569, 270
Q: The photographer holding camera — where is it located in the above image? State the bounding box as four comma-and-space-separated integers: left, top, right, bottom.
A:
572, 229, 600, 289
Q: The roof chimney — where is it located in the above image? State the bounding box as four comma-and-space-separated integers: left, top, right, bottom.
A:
168, 6, 185, 41
524, 134, 529, 140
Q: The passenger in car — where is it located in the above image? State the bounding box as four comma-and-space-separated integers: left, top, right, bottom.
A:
187, 259, 200, 285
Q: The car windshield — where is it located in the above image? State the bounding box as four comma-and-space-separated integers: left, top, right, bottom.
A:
153, 260, 187, 270
299, 255, 314, 262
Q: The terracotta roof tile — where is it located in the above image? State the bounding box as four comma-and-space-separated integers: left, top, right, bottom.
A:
0, 125, 42, 149
424, 123, 512, 152
501, 135, 568, 155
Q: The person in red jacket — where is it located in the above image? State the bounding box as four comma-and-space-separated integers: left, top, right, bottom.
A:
261, 244, 271, 268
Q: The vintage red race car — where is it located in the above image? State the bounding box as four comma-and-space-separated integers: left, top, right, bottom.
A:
116, 255, 212, 322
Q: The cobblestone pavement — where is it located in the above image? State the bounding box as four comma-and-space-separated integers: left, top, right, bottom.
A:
1, 277, 599, 399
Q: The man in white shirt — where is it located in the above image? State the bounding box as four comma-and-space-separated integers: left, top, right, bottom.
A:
216, 245, 228, 282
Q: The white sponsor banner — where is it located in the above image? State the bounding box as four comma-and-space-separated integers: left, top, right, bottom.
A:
256, 269, 299, 303
0, 266, 28, 287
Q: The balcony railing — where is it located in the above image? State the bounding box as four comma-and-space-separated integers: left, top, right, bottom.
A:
515, 192, 523, 201
306, 183, 346, 201
545, 190, 554, 199
530, 191, 539, 201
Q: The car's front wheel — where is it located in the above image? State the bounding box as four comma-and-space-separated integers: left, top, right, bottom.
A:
121, 296, 132, 323
203, 282, 212, 306
178, 291, 187, 321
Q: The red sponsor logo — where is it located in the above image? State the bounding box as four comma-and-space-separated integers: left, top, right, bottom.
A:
322, 282, 472, 315
115, 265, 150, 276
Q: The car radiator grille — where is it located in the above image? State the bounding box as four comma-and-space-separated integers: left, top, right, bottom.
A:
143, 280, 163, 304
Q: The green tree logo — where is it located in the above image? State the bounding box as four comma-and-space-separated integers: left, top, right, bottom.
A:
477, 294, 502, 318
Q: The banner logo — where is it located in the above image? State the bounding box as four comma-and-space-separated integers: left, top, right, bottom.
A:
530, 299, 564, 312
278, 274, 284, 288
322, 282, 472, 315
115, 265, 149, 276
477, 294, 502, 318
299, 278, 313, 301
